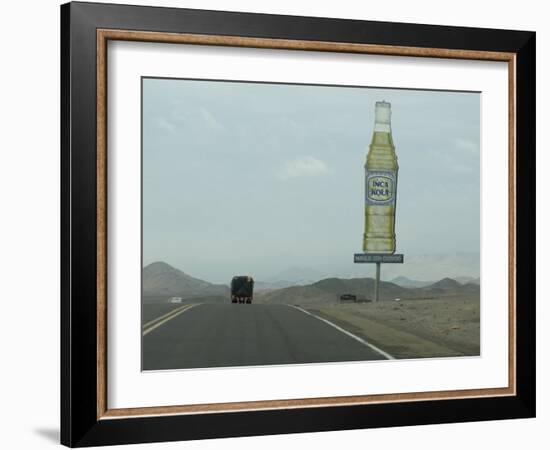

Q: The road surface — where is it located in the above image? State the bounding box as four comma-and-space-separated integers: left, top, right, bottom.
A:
142, 303, 388, 370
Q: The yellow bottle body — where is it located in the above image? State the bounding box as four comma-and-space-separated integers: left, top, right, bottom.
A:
363, 106, 398, 254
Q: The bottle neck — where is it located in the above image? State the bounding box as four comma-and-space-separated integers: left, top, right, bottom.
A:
374, 122, 391, 133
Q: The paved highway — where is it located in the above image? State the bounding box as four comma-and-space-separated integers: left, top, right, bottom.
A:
142, 303, 388, 370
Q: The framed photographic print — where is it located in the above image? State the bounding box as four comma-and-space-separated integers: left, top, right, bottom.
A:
60, 1, 536, 447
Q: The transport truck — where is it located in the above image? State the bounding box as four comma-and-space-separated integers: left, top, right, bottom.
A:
231, 276, 254, 304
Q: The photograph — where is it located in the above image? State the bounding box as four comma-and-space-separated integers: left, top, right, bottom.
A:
140, 77, 481, 371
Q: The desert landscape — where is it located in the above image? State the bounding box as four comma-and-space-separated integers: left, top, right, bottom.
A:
142, 261, 480, 360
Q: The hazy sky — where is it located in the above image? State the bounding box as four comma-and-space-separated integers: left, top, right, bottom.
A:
142, 78, 480, 283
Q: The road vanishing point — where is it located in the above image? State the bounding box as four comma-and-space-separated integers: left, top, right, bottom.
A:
142, 303, 391, 371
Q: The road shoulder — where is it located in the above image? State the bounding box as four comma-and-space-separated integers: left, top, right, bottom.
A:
306, 304, 475, 359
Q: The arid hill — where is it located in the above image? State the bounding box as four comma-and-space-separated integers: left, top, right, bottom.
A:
143, 262, 229, 299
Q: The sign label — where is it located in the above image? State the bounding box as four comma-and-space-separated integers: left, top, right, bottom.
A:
354, 253, 404, 263
366, 171, 396, 205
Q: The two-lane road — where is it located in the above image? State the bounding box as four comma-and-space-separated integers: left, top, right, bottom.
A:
142, 303, 388, 370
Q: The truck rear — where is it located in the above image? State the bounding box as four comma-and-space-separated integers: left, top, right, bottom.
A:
231, 276, 254, 304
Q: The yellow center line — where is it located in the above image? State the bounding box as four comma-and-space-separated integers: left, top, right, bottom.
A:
142, 303, 191, 329
142, 304, 198, 336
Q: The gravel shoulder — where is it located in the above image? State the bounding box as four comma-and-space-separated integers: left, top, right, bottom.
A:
306, 295, 480, 359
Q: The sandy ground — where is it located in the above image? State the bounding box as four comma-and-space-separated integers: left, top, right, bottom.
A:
306, 295, 479, 359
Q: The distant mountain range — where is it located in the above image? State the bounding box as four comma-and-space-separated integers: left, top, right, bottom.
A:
375, 252, 480, 282
258, 278, 479, 303
256, 276, 479, 304
389, 275, 480, 288
143, 261, 479, 304
143, 262, 229, 299
455, 276, 480, 285
254, 280, 300, 291
254, 267, 327, 291
388, 276, 433, 288
259, 253, 480, 287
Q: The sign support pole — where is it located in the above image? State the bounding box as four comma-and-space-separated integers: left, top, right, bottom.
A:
374, 262, 381, 302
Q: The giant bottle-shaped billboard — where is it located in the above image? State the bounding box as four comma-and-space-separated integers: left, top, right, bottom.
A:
363, 101, 398, 254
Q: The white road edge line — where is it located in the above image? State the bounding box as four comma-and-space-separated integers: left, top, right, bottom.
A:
142, 303, 191, 329
142, 304, 197, 336
289, 305, 395, 360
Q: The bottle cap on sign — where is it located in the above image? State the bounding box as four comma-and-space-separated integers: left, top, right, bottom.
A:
374, 101, 391, 132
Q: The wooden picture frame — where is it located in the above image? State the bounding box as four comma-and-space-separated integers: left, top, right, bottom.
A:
61, 1, 535, 447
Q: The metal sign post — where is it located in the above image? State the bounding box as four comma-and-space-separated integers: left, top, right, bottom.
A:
354, 253, 404, 302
